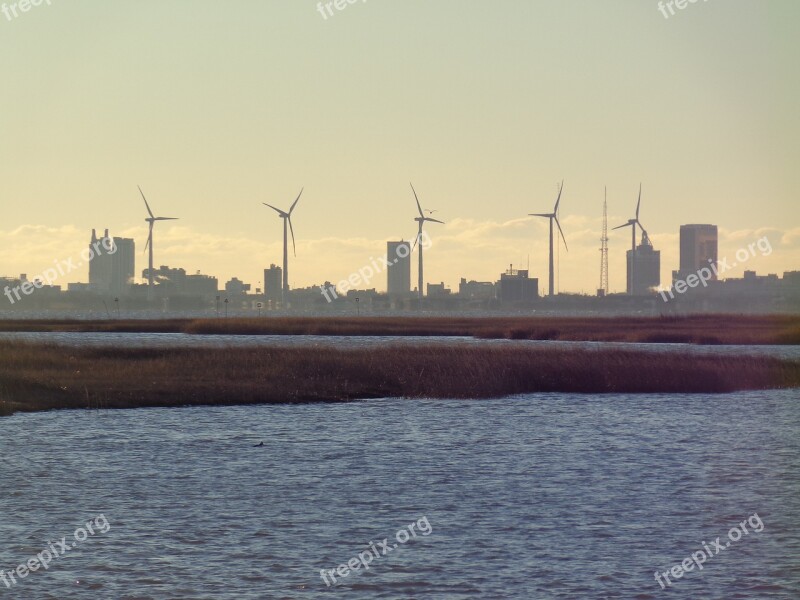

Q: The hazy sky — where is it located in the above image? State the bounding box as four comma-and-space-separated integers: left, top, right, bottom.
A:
2, 0, 798, 294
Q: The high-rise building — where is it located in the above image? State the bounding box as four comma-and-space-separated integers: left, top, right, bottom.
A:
675, 224, 718, 282
264, 264, 283, 304
88, 229, 135, 295
110, 238, 135, 295
627, 243, 660, 294
498, 266, 538, 304
386, 241, 411, 296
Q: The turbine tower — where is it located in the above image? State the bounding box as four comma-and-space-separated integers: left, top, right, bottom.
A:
410, 183, 444, 300
139, 186, 179, 302
529, 180, 568, 297
612, 184, 649, 295
263, 188, 303, 307
599, 187, 609, 296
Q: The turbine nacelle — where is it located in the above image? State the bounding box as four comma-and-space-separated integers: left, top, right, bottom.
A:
409, 183, 444, 252
263, 188, 303, 257
612, 219, 636, 231
614, 184, 650, 245
529, 180, 568, 251
139, 186, 179, 253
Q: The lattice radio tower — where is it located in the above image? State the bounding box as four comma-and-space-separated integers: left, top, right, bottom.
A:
599, 187, 609, 295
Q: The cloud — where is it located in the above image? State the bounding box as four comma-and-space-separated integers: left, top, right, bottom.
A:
1, 220, 797, 293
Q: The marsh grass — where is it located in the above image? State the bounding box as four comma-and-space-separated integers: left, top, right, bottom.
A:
1, 315, 797, 344
1, 342, 797, 416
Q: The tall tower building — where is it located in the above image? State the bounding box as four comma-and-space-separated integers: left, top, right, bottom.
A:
88, 229, 112, 290
627, 243, 660, 294
676, 224, 718, 282
88, 229, 135, 295
387, 241, 411, 296
264, 264, 283, 304
110, 238, 135, 295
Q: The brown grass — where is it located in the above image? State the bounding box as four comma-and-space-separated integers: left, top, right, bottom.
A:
0, 315, 798, 344
185, 314, 800, 344
1, 342, 797, 417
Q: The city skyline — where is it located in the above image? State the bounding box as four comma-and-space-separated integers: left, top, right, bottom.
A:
0, 201, 794, 297
1, 1, 798, 293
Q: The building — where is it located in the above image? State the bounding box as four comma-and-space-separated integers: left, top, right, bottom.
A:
674, 224, 718, 283
264, 264, 283, 304
783, 271, 800, 287
185, 272, 218, 295
1, 274, 61, 306
88, 229, 135, 295
140, 266, 218, 295
426, 282, 451, 297
458, 278, 496, 300
110, 238, 135, 295
225, 277, 251, 295
386, 241, 411, 296
498, 266, 538, 304
627, 242, 661, 295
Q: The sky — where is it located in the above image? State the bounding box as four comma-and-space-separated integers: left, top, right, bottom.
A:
1, 0, 798, 294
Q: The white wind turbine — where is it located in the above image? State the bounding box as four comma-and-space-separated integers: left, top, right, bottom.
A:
263, 188, 303, 306
410, 183, 444, 300
139, 186, 179, 301
529, 180, 568, 297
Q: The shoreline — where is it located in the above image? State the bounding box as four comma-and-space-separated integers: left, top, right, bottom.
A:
1, 342, 798, 417
0, 314, 797, 345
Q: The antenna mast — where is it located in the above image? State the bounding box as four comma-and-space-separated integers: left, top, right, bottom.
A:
599, 187, 609, 295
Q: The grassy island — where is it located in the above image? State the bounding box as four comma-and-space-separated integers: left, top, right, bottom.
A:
1, 342, 798, 417
0, 314, 797, 345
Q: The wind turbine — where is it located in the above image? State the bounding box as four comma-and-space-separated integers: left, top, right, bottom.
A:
263, 188, 303, 306
410, 183, 444, 300
612, 184, 649, 295
529, 180, 568, 297
139, 186, 179, 302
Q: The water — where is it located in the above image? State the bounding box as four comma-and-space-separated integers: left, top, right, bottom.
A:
1, 391, 798, 598
2, 331, 800, 360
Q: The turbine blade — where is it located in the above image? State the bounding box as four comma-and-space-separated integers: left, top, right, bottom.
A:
555, 217, 568, 252
139, 186, 154, 218
529, 213, 553, 218
612, 223, 632, 231
410, 183, 424, 218
263, 203, 287, 217
144, 225, 153, 252
155, 217, 179, 221
411, 223, 423, 252
425, 218, 445, 224
289, 187, 303, 215
288, 217, 297, 257
554, 180, 564, 212
636, 183, 642, 219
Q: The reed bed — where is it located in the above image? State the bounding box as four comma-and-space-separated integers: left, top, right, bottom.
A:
184, 314, 800, 344
1, 342, 798, 417
0, 315, 797, 344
